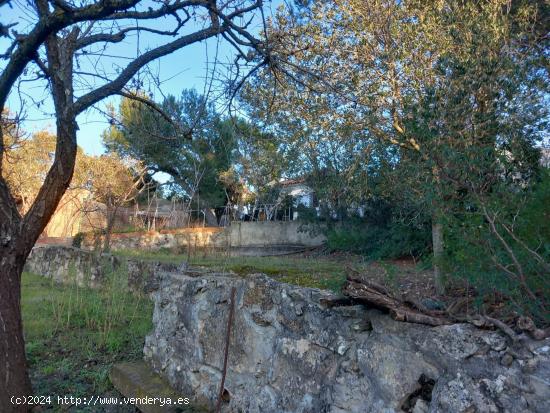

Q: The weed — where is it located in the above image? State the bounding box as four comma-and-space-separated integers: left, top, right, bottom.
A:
115, 250, 350, 292
22, 271, 153, 409
380, 262, 399, 290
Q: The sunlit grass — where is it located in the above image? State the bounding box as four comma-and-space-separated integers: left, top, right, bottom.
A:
115, 249, 358, 292
22, 271, 153, 410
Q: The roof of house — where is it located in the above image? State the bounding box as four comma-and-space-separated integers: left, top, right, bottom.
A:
279, 177, 306, 187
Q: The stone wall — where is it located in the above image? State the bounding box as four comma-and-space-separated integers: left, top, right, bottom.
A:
80, 222, 325, 254
25, 245, 550, 412
25, 245, 119, 288
81, 227, 227, 252
144, 272, 550, 413
24, 245, 181, 293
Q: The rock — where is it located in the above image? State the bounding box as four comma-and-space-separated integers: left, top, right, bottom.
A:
25, 247, 550, 413
421, 298, 446, 311
144, 272, 550, 413
412, 399, 429, 413
482, 333, 507, 352
501, 353, 514, 367
110, 361, 206, 412
350, 320, 372, 333
522, 358, 539, 374
533, 344, 550, 356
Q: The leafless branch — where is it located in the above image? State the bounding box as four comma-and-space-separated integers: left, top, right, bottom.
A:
115, 90, 188, 134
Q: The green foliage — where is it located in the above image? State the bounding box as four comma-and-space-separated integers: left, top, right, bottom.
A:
444, 170, 550, 323
234, 120, 289, 204
72, 232, 84, 248
241, 0, 548, 322
326, 215, 431, 260
104, 89, 240, 208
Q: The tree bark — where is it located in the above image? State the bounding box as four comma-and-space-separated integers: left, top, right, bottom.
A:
431, 164, 445, 296
103, 206, 117, 253
0, 88, 77, 413
0, 247, 33, 412
0, 1, 267, 404
0, 120, 77, 411
432, 219, 445, 295
103, 220, 113, 253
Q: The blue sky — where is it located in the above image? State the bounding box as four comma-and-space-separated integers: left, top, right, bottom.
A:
0, 1, 285, 155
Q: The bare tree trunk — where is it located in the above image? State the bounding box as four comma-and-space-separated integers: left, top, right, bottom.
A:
432, 218, 445, 295
103, 217, 114, 252
103, 206, 117, 253
0, 1, 268, 404
0, 248, 32, 413
431, 163, 445, 296
0, 113, 77, 411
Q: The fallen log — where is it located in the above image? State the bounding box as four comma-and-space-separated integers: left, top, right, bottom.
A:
390, 308, 451, 326
342, 275, 452, 327
342, 272, 549, 341
517, 316, 550, 340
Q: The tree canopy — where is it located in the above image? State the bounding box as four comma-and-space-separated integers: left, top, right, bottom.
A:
104, 90, 241, 209
241, 0, 549, 318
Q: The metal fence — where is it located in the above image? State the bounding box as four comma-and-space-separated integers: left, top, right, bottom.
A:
95, 196, 300, 233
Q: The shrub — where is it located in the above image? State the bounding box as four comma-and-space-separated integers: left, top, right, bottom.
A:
444, 170, 550, 324
327, 220, 431, 260
323, 198, 432, 260
71, 232, 84, 248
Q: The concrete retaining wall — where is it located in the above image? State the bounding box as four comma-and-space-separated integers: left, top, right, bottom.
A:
227, 221, 325, 247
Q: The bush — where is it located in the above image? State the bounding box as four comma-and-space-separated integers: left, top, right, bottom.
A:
327, 219, 431, 260
71, 232, 84, 248
444, 170, 550, 324
321, 196, 432, 260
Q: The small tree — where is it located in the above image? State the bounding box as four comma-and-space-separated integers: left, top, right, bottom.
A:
105, 90, 245, 224
0, 1, 271, 407
86, 153, 149, 251
2, 130, 57, 212
244, 0, 548, 296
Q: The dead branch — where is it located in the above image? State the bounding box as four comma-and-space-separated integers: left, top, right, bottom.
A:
390, 308, 451, 326
342, 272, 548, 341
517, 316, 550, 340
342, 275, 452, 327
480, 315, 519, 342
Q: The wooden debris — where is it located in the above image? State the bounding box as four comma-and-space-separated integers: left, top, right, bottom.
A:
481, 315, 519, 342
517, 316, 550, 340
530, 328, 550, 340
342, 274, 452, 327
390, 308, 451, 326
341, 271, 549, 341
